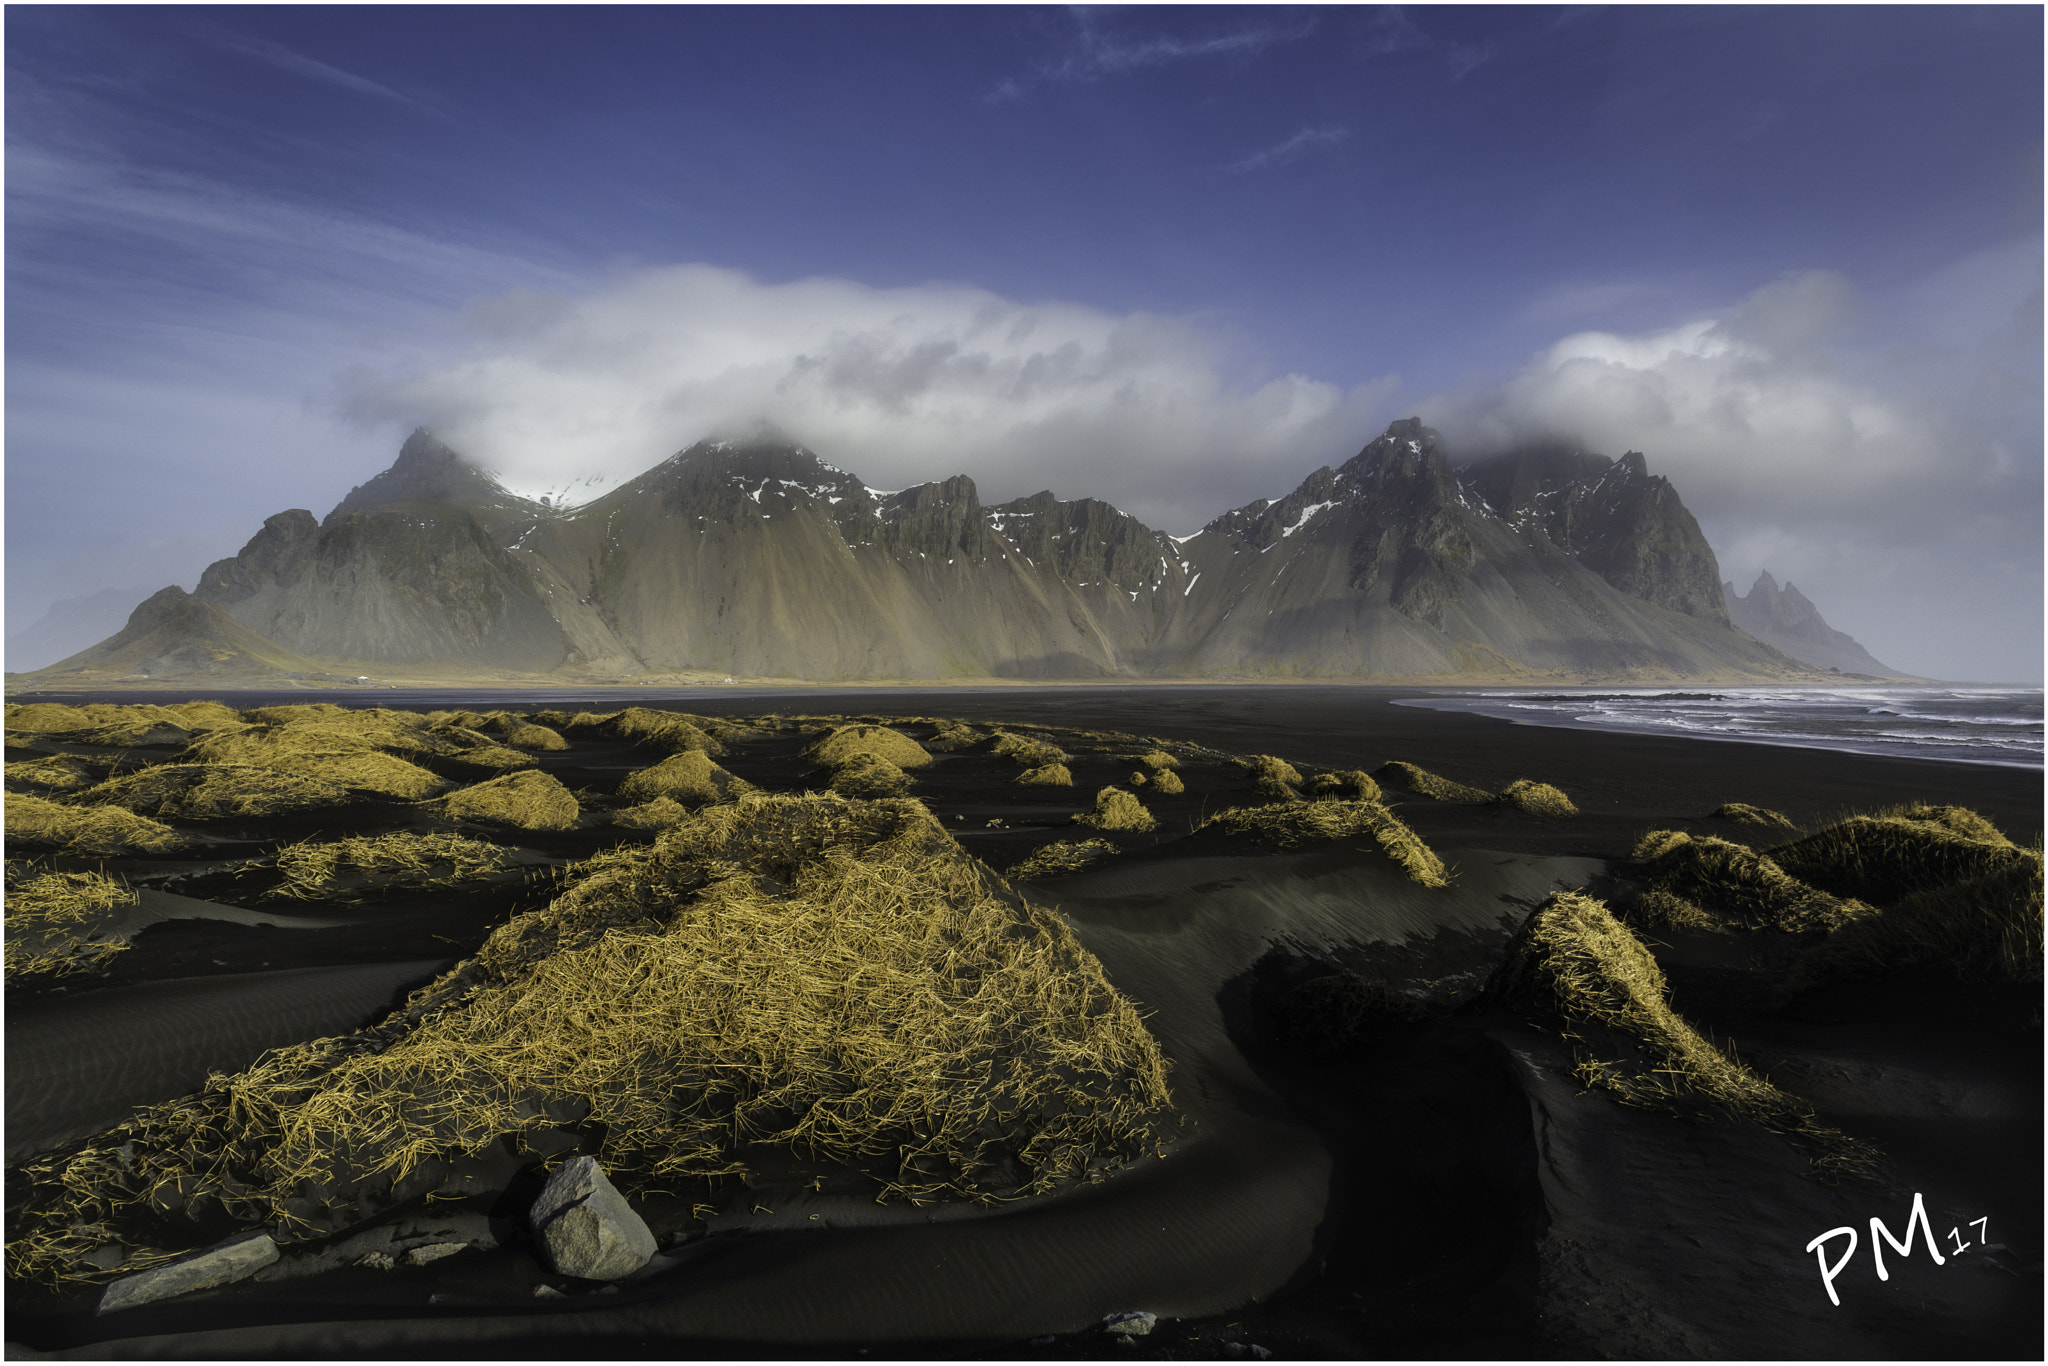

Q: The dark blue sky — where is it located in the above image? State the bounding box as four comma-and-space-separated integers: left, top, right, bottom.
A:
7, 5, 2042, 678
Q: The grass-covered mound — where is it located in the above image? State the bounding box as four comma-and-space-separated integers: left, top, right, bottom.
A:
1495, 891, 1874, 1180
1498, 779, 1578, 817
5, 700, 241, 740
418, 710, 569, 753
1017, 763, 1074, 787
1074, 786, 1156, 833
432, 770, 581, 831
7, 794, 1175, 1286
4, 794, 185, 856
1129, 765, 1183, 794
4, 755, 101, 794
266, 833, 517, 903
808, 724, 931, 770
613, 796, 691, 830
1373, 761, 1492, 804
1306, 770, 1381, 802
180, 724, 451, 801
1246, 755, 1304, 801
990, 731, 1067, 770
3, 867, 139, 979
529, 707, 730, 757
1769, 806, 2044, 990
1006, 838, 1120, 882
827, 753, 915, 798
925, 721, 984, 753
617, 750, 751, 806
1627, 831, 1873, 934
1198, 799, 1448, 887
74, 763, 353, 820
1713, 802, 1796, 830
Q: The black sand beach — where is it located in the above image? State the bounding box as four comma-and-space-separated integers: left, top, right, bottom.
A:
5, 686, 2040, 1359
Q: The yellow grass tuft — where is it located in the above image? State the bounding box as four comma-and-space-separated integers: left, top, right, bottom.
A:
5, 701, 240, 738
1247, 755, 1304, 801
1628, 830, 1873, 933
827, 753, 915, 799
1005, 839, 1120, 882
990, 732, 1067, 769
1199, 799, 1448, 888
1307, 770, 1381, 803
503, 723, 569, 752
1145, 768, 1185, 796
925, 722, 984, 753
808, 724, 931, 771
75, 764, 353, 819
1498, 779, 1578, 817
1497, 891, 1875, 1180
5, 755, 101, 794
7, 793, 1175, 1284
1713, 802, 1796, 829
433, 770, 581, 831
611, 707, 727, 757
1373, 761, 1492, 804
1768, 807, 2023, 905
1129, 750, 1180, 772
1073, 787, 1156, 833
618, 750, 751, 807
5, 793, 185, 855
266, 832, 515, 903
4, 868, 139, 978
1018, 763, 1074, 787
179, 725, 451, 800
613, 796, 692, 830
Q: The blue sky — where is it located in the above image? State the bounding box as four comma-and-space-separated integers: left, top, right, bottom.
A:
7, 5, 2042, 679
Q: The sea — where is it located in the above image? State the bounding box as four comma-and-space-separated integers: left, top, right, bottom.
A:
1395, 685, 2045, 769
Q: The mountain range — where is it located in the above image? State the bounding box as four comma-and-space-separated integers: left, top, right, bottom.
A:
15, 420, 1897, 686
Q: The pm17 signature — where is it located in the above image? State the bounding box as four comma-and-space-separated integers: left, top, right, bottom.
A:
1805, 1192, 1989, 1307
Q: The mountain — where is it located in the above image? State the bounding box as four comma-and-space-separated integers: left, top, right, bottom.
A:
26, 586, 352, 684
5, 586, 156, 672
1723, 571, 1900, 677
18, 421, 1833, 686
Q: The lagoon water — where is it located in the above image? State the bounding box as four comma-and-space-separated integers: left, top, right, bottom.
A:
1396, 685, 2045, 769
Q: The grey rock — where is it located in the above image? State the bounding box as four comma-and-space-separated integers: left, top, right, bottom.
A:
356, 1252, 396, 1272
97, 1234, 279, 1315
1103, 1310, 1157, 1336
403, 1242, 468, 1267
532, 1283, 568, 1299
530, 1156, 656, 1281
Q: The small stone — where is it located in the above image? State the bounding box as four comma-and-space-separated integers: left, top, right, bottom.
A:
402, 1242, 468, 1267
98, 1234, 279, 1315
529, 1156, 656, 1281
1028, 1336, 1056, 1347
1103, 1310, 1157, 1337
355, 1252, 396, 1272
532, 1283, 567, 1299
1248, 1346, 1273, 1360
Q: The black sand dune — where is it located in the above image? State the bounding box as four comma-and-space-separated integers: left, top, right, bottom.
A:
4, 687, 2039, 1359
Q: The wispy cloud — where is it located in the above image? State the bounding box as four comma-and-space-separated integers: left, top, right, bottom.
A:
1354, 6, 1430, 58
199, 22, 440, 114
989, 10, 1317, 101
1227, 126, 1348, 176
1446, 42, 1496, 83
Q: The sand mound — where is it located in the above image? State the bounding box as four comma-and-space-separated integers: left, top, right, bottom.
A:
1128, 750, 1180, 772
925, 721, 984, 753
1017, 763, 1074, 787
267, 832, 516, 903
5, 701, 240, 738
1768, 806, 2024, 904
1273, 973, 1430, 1058
990, 731, 1067, 769
618, 750, 751, 806
503, 722, 569, 752
4, 755, 101, 793
1495, 891, 1873, 1179
1074, 786, 1156, 833
75, 763, 353, 819
1199, 799, 1448, 887
1628, 830, 1873, 934
1712, 802, 1795, 829
1129, 766, 1183, 794
1246, 755, 1304, 801
7, 794, 1174, 1285
1497, 779, 1578, 817
1373, 761, 1492, 804
825, 753, 913, 798
179, 723, 453, 800
613, 796, 692, 830
808, 724, 931, 771
433, 770, 580, 830
5, 793, 185, 855
3, 867, 139, 978
1306, 770, 1380, 802
1006, 838, 1120, 882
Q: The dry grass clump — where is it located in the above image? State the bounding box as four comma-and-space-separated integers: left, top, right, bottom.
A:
5, 755, 101, 793
179, 726, 451, 800
7, 794, 1175, 1285
614, 796, 692, 830
267, 832, 515, 903
1130, 767, 1184, 795
4, 701, 240, 738
828, 754, 915, 799
1247, 755, 1304, 801
807, 724, 931, 771
1768, 806, 2024, 906
1373, 761, 1492, 804
1074, 787, 1156, 834
1628, 830, 1873, 934
503, 722, 569, 752
1199, 799, 1448, 888
611, 707, 728, 757
1129, 750, 1179, 773
245, 703, 352, 725
1496, 891, 1875, 1180
1307, 770, 1381, 802
5, 793, 185, 855
1018, 764, 1074, 787
433, 770, 580, 831
1498, 779, 1578, 817
4, 868, 139, 978
74, 764, 353, 820
1005, 839, 1120, 882
1713, 802, 1796, 829
925, 722, 984, 753
618, 750, 751, 807
990, 731, 1067, 769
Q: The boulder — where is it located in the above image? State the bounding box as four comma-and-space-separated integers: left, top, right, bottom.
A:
97, 1233, 278, 1314
529, 1156, 656, 1281
1104, 1310, 1158, 1337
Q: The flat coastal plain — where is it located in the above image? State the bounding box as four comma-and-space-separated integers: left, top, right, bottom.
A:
5, 686, 2040, 1360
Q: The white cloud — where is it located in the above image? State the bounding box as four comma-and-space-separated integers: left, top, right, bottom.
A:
990, 10, 1317, 100
339, 265, 1400, 534
1227, 126, 1348, 176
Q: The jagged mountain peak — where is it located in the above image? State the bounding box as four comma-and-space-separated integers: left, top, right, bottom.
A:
1726, 569, 1898, 676
331, 428, 541, 520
